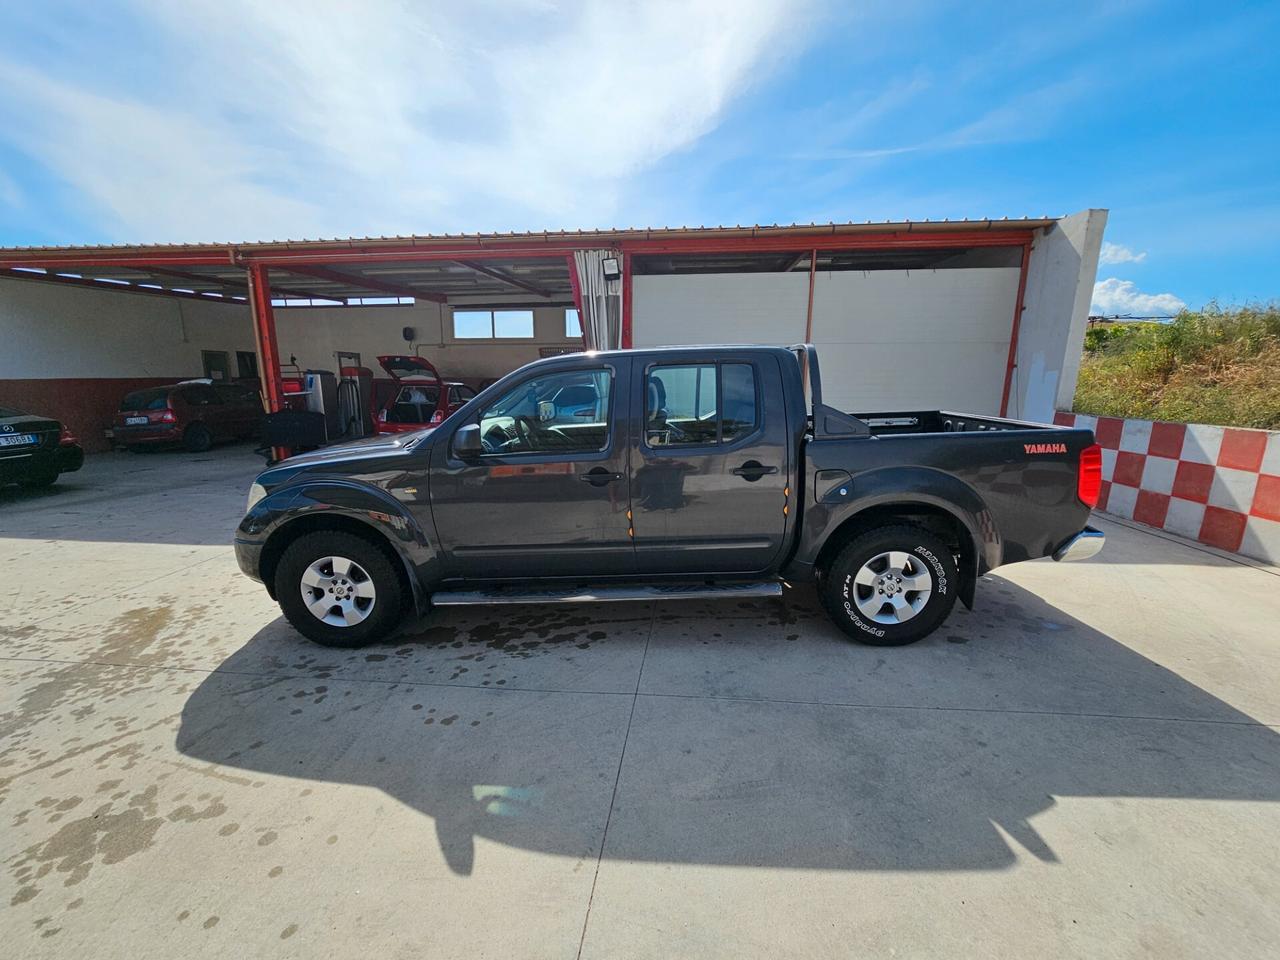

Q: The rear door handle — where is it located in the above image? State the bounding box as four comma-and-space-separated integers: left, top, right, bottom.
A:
732, 460, 778, 482
580, 468, 624, 486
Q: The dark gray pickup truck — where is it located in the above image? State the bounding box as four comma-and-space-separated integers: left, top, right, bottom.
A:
235, 344, 1104, 648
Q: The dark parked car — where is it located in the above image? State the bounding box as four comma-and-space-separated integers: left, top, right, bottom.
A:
235, 344, 1104, 648
0, 406, 84, 488
115, 381, 261, 453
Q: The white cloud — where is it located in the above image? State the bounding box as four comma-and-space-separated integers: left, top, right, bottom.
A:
1091, 278, 1186, 316
1098, 241, 1147, 265
0, 0, 811, 241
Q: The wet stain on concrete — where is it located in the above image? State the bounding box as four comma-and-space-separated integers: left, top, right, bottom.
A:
280, 923, 299, 939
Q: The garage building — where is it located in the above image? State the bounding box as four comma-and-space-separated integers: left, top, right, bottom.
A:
0, 212, 1105, 451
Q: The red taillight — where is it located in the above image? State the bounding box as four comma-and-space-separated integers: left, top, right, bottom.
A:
430, 409, 443, 424
153, 409, 177, 423
58, 426, 77, 445
1077, 443, 1102, 507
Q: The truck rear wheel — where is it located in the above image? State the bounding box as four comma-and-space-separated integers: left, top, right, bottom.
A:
275, 531, 407, 647
820, 524, 958, 646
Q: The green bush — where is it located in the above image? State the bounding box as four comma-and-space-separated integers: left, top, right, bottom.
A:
1073, 305, 1280, 430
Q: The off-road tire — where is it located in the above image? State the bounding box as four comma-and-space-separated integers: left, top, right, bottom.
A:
819, 524, 959, 646
275, 531, 407, 647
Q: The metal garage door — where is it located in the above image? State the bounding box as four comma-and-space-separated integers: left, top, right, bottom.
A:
632, 268, 1019, 416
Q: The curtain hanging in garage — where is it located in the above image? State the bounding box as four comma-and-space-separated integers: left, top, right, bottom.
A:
572, 249, 622, 350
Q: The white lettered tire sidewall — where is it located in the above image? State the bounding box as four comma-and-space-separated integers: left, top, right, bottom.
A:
821, 524, 959, 646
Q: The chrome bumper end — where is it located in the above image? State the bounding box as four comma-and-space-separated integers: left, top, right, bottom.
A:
1052, 526, 1106, 562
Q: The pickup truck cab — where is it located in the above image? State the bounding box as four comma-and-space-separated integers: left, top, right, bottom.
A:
235, 345, 1103, 648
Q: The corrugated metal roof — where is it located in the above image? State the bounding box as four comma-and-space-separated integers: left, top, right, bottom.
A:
0, 217, 1060, 256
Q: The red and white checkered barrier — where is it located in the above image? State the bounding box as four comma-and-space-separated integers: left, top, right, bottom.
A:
1053, 411, 1280, 564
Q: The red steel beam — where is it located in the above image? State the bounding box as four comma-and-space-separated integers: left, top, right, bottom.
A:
454, 259, 553, 298
248, 263, 288, 460
2, 267, 247, 305
145, 266, 345, 304
237, 231, 1032, 266
999, 241, 1034, 417
0, 250, 236, 269
0, 228, 1036, 272
280, 263, 447, 304
618, 230, 1034, 256
621, 252, 633, 349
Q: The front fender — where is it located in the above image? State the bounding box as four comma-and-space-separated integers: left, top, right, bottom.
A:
242, 480, 441, 610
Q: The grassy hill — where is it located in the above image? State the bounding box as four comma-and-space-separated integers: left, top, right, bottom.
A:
1073, 305, 1280, 430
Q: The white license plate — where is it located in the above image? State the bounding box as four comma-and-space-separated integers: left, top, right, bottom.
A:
125, 416, 149, 425
0, 433, 37, 447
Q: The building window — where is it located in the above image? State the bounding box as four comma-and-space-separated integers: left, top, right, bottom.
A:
236, 351, 259, 379
453, 309, 534, 339
565, 308, 582, 339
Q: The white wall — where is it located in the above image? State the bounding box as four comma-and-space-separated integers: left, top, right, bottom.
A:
0, 277, 580, 384
1014, 209, 1107, 423
0, 275, 254, 379
633, 272, 810, 348
633, 268, 1019, 414
810, 268, 1019, 413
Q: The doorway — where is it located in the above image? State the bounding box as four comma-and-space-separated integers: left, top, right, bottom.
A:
202, 350, 230, 382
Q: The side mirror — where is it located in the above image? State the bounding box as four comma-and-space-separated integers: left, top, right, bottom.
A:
537, 400, 556, 423
453, 423, 483, 459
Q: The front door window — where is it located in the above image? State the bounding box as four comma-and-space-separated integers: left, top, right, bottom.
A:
478, 369, 612, 455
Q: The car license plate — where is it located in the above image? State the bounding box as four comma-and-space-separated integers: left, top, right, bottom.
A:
0, 433, 37, 447
125, 416, 149, 425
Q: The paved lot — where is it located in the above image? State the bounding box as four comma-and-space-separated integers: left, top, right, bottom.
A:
3, 445, 1279, 959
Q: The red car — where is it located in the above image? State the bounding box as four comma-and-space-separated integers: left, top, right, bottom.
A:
374, 355, 477, 433
115, 381, 261, 452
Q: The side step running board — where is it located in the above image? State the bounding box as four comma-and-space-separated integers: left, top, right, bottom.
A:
431, 581, 784, 606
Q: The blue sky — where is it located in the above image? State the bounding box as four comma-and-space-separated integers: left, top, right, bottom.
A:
1, 1, 1277, 315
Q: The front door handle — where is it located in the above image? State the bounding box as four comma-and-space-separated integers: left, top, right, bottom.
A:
580, 468, 624, 486
732, 460, 778, 482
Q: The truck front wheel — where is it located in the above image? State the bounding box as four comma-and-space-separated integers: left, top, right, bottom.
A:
819, 525, 958, 646
275, 531, 407, 647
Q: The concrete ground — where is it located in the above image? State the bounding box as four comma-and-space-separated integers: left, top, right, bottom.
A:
2, 445, 1279, 960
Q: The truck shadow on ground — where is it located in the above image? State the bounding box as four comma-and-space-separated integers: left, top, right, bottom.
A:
175, 581, 1280, 877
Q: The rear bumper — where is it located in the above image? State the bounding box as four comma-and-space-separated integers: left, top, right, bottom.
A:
56, 443, 85, 473
1052, 526, 1105, 562
114, 423, 180, 444
0, 443, 82, 480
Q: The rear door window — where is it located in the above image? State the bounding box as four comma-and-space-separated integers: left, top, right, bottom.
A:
184, 385, 221, 406
214, 384, 256, 404
645, 362, 759, 447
